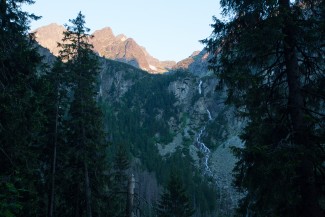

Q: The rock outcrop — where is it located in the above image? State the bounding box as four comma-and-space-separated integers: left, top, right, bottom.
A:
173, 50, 211, 76
99, 61, 243, 215
33, 23, 66, 56
33, 24, 176, 73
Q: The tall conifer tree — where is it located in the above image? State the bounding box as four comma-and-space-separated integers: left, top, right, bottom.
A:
155, 172, 195, 217
44, 59, 70, 217
0, 0, 48, 216
55, 12, 107, 217
108, 146, 131, 217
203, 1, 324, 216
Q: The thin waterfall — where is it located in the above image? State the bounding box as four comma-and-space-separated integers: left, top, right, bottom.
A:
195, 80, 214, 176
207, 109, 212, 120
196, 127, 212, 175
198, 80, 202, 95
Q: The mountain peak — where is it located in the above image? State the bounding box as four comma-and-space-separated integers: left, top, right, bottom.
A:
33, 23, 66, 56
173, 50, 209, 76
116, 34, 128, 42
40, 23, 62, 28
93, 27, 114, 37
34, 24, 178, 73
34, 23, 65, 33
190, 50, 201, 57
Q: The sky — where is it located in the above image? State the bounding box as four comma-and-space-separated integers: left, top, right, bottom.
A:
23, 0, 222, 62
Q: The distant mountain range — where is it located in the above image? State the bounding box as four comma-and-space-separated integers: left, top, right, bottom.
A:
33, 23, 209, 74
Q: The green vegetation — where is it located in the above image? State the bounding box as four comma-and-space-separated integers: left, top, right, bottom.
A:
0, 0, 46, 215
155, 172, 195, 217
105, 147, 131, 217
4, 0, 322, 216
50, 12, 108, 217
102, 69, 219, 214
0, 3, 110, 216
203, 0, 325, 216
203, 106, 232, 149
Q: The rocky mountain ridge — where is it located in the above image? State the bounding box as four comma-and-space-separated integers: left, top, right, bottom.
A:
172, 50, 211, 76
33, 23, 176, 73
33, 23, 210, 75
33, 23, 66, 57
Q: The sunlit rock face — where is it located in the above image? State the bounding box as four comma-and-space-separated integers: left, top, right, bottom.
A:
34, 24, 176, 73
34, 24, 214, 76
33, 23, 66, 56
173, 50, 211, 77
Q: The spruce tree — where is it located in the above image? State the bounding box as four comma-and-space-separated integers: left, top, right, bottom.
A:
0, 0, 49, 216
106, 146, 131, 217
203, 1, 324, 216
55, 12, 107, 217
155, 172, 195, 217
43, 59, 70, 217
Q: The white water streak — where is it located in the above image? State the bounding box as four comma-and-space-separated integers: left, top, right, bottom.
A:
99, 72, 103, 97
196, 127, 212, 175
207, 109, 212, 120
195, 81, 215, 176
198, 80, 202, 95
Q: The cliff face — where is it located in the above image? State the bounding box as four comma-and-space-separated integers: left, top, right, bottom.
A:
33, 24, 214, 75
34, 24, 176, 73
140, 46, 176, 72
91, 28, 149, 70
99, 58, 243, 215
173, 50, 211, 77
33, 23, 66, 56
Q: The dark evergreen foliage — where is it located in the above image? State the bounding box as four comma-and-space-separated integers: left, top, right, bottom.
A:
203, 0, 325, 216
104, 146, 131, 217
53, 12, 108, 217
0, 0, 48, 216
102, 69, 219, 214
156, 172, 195, 217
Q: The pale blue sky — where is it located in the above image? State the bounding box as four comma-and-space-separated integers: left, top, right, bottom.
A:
23, 0, 221, 62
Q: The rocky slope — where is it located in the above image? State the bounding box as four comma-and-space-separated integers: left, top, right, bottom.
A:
173, 50, 211, 76
33, 23, 176, 73
33, 23, 66, 56
33, 23, 213, 76
99, 58, 243, 216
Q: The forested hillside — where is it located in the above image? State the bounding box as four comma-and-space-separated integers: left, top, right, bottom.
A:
1, 1, 324, 217
99, 59, 242, 216
203, 0, 325, 216
0, 1, 238, 216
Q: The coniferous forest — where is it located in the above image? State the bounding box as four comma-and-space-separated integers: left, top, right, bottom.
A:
0, 1, 324, 217
203, 1, 324, 216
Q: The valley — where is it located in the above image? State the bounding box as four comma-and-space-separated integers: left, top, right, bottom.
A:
2, 1, 323, 217
32, 23, 245, 216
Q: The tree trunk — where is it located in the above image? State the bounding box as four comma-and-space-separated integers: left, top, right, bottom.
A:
280, 0, 321, 216
75, 184, 80, 217
0, 0, 6, 12
84, 160, 92, 217
0, 0, 7, 29
79, 68, 92, 217
47, 89, 59, 217
126, 174, 135, 217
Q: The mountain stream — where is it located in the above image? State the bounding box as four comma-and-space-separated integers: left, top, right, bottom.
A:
196, 80, 241, 214
196, 80, 213, 176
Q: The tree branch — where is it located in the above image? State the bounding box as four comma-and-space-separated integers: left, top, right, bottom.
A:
0, 147, 15, 168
